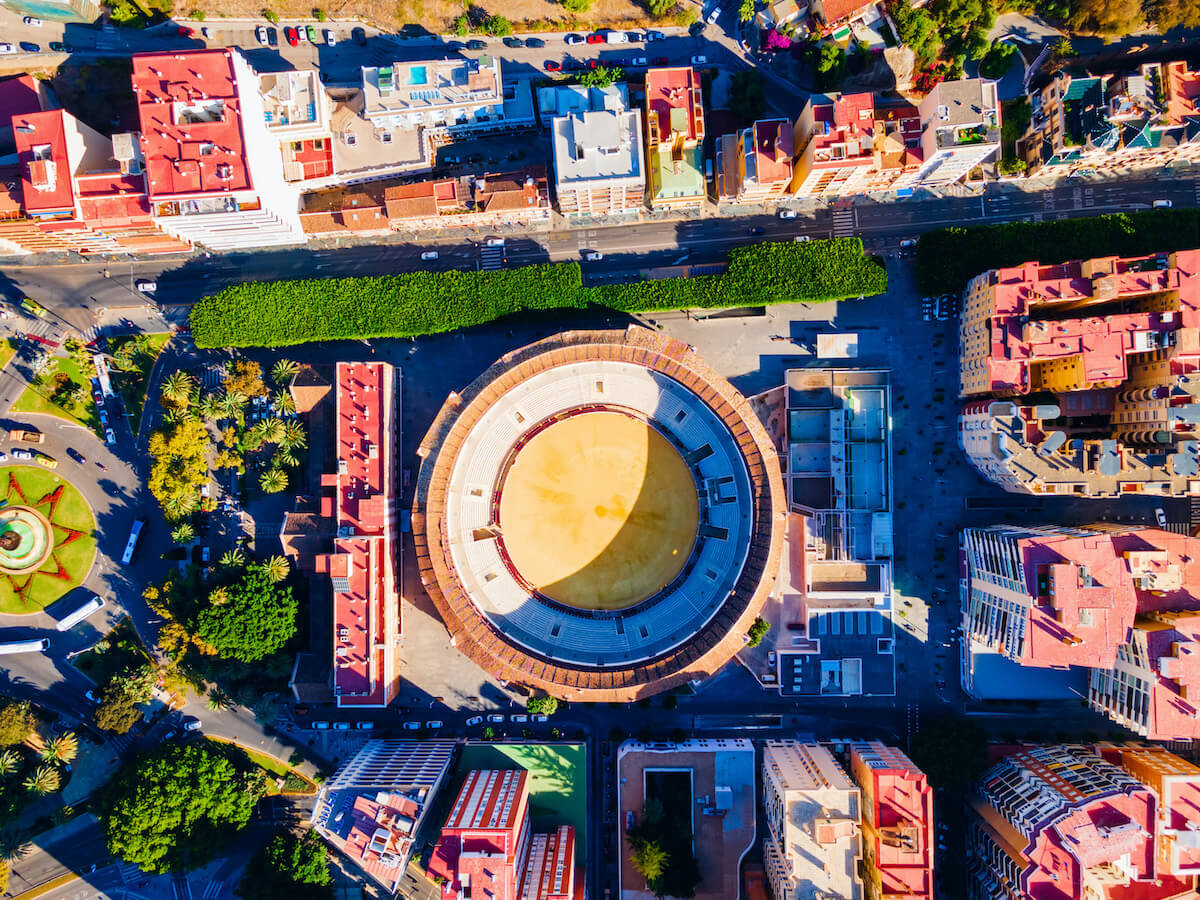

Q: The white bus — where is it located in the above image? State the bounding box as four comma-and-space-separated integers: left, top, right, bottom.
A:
0, 637, 49, 655
56, 595, 104, 632
121, 520, 144, 565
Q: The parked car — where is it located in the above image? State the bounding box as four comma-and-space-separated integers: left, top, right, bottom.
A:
11, 449, 32, 460
426, 720, 443, 729
646, 30, 665, 40
465, 715, 483, 726
525, 37, 545, 47
487, 714, 505, 723
605, 30, 628, 43
1156, 507, 1168, 528
333, 721, 350, 730
0, 45, 17, 55
447, 40, 464, 50
586, 32, 606, 43
585, 251, 603, 261
691, 54, 708, 65
467, 39, 487, 50
34, 454, 57, 469
285, 26, 299, 46
183, 717, 202, 731
511, 714, 528, 723
49, 41, 70, 52
324, 28, 335, 45
1153, 199, 1173, 209
402, 721, 421, 730
18, 41, 38, 52
267, 27, 277, 46
503, 36, 524, 47
544, 60, 561, 71
135, 279, 157, 293
177, 26, 193, 36
794, 235, 811, 242
778, 209, 798, 219
627, 31, 643, 41
306, 25, 318, 42
632, 56, 647, 66
105, 428, 116, 445
564, 33, 584, 45
652, 55, 669, 65
255, 25, 268, 44
352, 26, 366, 45
312, 721, 331, 730
706, 5, 723, 22
485, 237, 505, 247
532, 714, 548, 723
23, 17, 42, 26
421, 250, 439, 260
356, 721, 374, 730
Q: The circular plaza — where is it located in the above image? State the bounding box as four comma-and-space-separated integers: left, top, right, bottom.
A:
413, 327, 785, 701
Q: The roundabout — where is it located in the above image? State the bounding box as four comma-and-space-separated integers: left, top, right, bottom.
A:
414, 326, 786, 701
0, 466, 97, 614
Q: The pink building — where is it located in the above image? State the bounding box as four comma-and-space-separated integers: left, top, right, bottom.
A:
848, 742, 934, 900
316, 361, 399, 708
969, 743, 1200, 900
715, 118, 793, 205
790, 92, 876, 198
428, 770, 577, 900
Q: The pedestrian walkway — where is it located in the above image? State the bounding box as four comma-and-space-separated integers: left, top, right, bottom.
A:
200, 879, 225, 899
479, 243, 505, 271
117, 862, 143, 885
832, 208, 856, 237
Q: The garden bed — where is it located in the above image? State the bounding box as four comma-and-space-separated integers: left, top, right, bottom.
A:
205, 737, 317, 796
107, 333, 171, 434
70, 617, 151, 687
12, 355, 100, 432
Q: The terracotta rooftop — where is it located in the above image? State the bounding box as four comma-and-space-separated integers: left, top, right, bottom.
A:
644, 66, 703, 144
13, 110, 74, 215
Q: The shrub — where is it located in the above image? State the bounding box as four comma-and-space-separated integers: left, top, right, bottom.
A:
188, 9, 205, 19
262, 7, 279, 22
561, 0, 591, 10
453, 13, 469, 34
483, 14, 511, 35
312, 6, 325, 19
191, 240, 886, 348
746, 616, 770, 648
915, 210, 1200, 296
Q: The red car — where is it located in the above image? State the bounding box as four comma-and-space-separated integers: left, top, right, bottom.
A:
544, 60, 561, 72
284, 26, 299, 46
586, 33, 605, 43
652, 55, 669, 65
176, 25, 193, 36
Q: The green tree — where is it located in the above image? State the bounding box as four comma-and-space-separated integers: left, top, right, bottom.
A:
102, 743, 263, 873
273, 391, 297, 416
453, 13, 469, 34
1068, 0, 1141, 33
561, 0, 591, 10
260, 468, 288, 494
271, 359, 300, 386
979, 40, 1017, 78
93, 682, 143, 735
22, 765, 60, 796
738, 0, 755, 20
0, 700, 34, 746
220, 549, 246, 569
526, 696, 559, 716
312, 7, 326, 20
236, 830, 332, 900
206, 689, 234, 711
198, 393, 222, 422
223, 360, 268, 398
728, 70, 766, 126
260, 417, 286, 445
279, 420, 307, 451
259, 556, 290, 584
628, 835, 668, 883
148, 418, 211, 522
746, 616, 770, 647
814, 41, 847, 89
161, 371, 196, 408
171, 524, 196, 545
483, 14, 511, 35
646, 0, 676, 14
580, 64, 624, 89
194, 569, 298, 663
0, 749, 19, 777
220, 390, 248, 424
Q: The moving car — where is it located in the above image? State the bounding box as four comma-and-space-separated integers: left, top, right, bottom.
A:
465, 716, 483, 726
585, 251, 603, 261
255, 25, 268, 44
706, 5, 723, 22
183, 717, 202, 731
285, 26, 299, 46
748, 226, 764, 235
1153, 199, 1173, 209
421, 250, 439, 260
898, 237, 917, 249
105, 428, 116, 445
564, 33, 584, 45
778, 209, 797, 219
66, 448, 85, 464
23, 17, 42, 26
136, 280, 157, 293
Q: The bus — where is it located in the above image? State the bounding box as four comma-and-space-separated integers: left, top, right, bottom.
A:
0, 637, 49, 655
121, 520, 144, 565
55, 595, 104, 632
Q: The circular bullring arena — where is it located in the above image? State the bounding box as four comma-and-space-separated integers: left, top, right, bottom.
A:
413, 327, 785, 701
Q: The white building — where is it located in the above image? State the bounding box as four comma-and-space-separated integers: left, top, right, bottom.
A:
901, 78, 1001, 188
551, 108, 645, 218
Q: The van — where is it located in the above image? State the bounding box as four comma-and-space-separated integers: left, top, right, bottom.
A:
605, 30, 628, 43
1152, 199, 1173, 209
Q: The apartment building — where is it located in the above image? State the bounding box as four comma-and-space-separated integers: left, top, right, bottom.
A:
315, 362, 399, 708
959, 524, 1200, 738
1020, 61, 1200, 177
791, 92, 875, 197
902, 78, 1000, 187
848, 742, 934, 900
716, 118, 793, 205
761, 741, 863, 900
864, 102, 924, 192
958, 248, 1200, 497
311, 740, 457, 894
428, 769, 577, 900
258, 69, 336, 185
551, 107, 645, 217
968, 743, 1200, 900
132, 49, 305, 250
644, 66, 706, 211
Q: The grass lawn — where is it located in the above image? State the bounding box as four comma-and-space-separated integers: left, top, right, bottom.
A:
12, 356, 100, 432
0, 338, 16, 373
0, 466, 97, 614
441, 743, 587, 863
70, 616, 150, 686
206, 737, 316, 796
108, 333, 170, 433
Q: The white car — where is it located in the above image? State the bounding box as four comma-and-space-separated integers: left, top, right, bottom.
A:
136, 280, 157, 293
487, 714, 506, 723
511, 714, 528, 723
332, 721, 350, 730
0, 44, 16, 55
778, 209, 798, 219
402, 721, 421, 730
105, 428, 116, 445
564, 33, 584, 45
605, 30, 628, 43
421, 250, 439, 260
691, 54, 708, 65
0, 452, 8, 462
1155, 507, 1168, 528
23, 16, 42, 26
485, 237, 505, 247
324, 29, 335, 45
793, 235, 811, 243
532, 714, 548, 723
585, 251, 603, 261
1153, 199, 1173, 209
255, 25, 268, 44
183, 717, 202, 731
465, 715, 483, 726
12, 449, 32, 460
706, 6, 723, 22
312, 720, 331, 730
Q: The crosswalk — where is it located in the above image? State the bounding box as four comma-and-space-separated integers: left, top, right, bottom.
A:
172, 875, 193, 900
116, 861, 143, 885
200, 879, 225, 899
1194, 181, 1200, 205
1190, 497, 1200, 534
479, 244, 505, 271
831, 208, 856, 237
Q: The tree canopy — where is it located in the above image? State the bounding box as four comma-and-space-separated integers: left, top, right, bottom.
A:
729, 71, 766, 127
102, 743, 263, 873
93, 681, 144, 735
526, 696, 559, 716
222, 360, 268, 398
0, 700, 34, 747
148, 418, 211, 522
236, 831, 332, 900
194, 569, 298, 662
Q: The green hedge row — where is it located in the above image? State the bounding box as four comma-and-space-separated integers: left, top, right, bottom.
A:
915, 209, 1200, 295
190, 238, 887, 348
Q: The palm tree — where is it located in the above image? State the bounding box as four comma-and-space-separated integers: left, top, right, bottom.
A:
272, 359, 300, 386
260, 468, 288, 494
275, 448, 299, 469
273, 390, 296, 416
0, 830, 30, 864
259, 555, 290, 584
40, 733, 77, 765
280, 420, 307, 451
206, 689, 234, 711
260, 417, 285, 446
171, 524, 195, 545
220, 549, 245, 569
198, 393, 222, 422
161, 371, 195, 407
0, 749, 19, 778
208, 587, 230, 607
162, 492, 198, 521
22, 765, 60, 796
220, 390, 248, 424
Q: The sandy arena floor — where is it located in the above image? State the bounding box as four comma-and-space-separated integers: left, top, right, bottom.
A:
498, 411, 698, 611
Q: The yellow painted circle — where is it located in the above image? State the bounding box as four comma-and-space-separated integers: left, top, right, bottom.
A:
498, 411, 699, 611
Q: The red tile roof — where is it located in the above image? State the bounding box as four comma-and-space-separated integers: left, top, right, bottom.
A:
815, 0, 875, 27
807, 92, 875, 171
644, 67, 704, 144
752, 119, 793, 186
13, 110, 74, 215
0, 75, 42, 122
851, 743, 934, 899
132, 50, 253, 198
